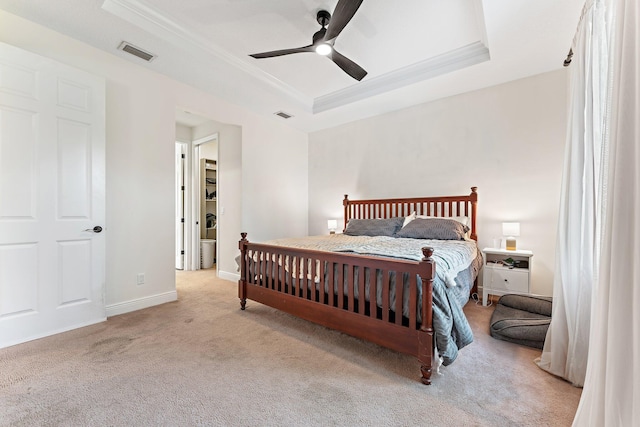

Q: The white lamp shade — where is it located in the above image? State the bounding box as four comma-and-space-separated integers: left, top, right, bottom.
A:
502, 222, 520, 237
327, 219, 338, 230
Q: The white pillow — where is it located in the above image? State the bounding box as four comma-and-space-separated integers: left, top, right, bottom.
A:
402, 211, 417, 228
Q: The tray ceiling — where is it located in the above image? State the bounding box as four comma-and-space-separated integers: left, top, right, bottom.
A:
0, 0, 584, 131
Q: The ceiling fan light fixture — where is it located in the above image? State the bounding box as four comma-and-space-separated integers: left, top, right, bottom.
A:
315, 43, 332, 56
248, 1, 367, 80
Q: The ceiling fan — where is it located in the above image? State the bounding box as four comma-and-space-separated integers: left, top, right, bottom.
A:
249, 0, 367, 81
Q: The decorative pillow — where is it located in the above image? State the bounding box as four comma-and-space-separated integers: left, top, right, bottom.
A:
412, 215, 470, 239
394, 218, 469, 240
344, 217, 404, 237
415, 214, 469, 227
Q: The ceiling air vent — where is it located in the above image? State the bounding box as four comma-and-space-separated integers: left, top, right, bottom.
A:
274, 111, 293, 119
118, 41, 156, 62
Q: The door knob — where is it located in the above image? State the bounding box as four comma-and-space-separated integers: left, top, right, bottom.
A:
84, 226, 103, 233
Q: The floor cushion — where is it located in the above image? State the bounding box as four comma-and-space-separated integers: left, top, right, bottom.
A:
490, 294, 552, 349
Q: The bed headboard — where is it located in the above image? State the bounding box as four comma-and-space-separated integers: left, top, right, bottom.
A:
343, 187, 478, 241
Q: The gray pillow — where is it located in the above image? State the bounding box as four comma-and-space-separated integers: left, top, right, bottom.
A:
344, 217, 404, 237
395, 218, 469, 240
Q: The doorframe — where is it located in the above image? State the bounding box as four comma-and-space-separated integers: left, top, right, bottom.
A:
175, 142, 187, 270
191, 133, 219, 271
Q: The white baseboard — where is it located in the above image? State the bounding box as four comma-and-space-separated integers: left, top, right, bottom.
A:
0, 317, 106, 350
106, 290, 178, 317
218, 270, 240, 282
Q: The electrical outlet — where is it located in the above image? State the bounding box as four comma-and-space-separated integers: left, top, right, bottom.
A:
137, 273, 145, 285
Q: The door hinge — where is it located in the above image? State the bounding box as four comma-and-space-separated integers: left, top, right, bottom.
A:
181, 250, 185, 255
181, 185, 185, 191
181, 154, 185, 159
181, 218, 185, 223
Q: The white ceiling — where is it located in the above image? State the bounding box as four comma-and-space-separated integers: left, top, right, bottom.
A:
0, 0, 584, 132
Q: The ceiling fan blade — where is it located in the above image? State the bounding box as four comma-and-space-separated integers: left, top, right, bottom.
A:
250, 45, 314, 59
324, 0, 364, 41
328, 49, 367, 81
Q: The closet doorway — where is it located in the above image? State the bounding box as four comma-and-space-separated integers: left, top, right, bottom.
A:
175, 108, 241, 279
175, 110, 219, 272
193, 134, 219, 271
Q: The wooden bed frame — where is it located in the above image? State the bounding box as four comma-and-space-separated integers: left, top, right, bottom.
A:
238, 187, 478, 384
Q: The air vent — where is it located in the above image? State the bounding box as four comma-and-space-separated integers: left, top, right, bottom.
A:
118, 41, 156, 62
274, 111, 293, 119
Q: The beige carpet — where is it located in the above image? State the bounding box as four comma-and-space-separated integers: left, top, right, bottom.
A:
0, 270, 581, 426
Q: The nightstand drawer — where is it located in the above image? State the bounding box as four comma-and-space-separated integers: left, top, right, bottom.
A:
488, 267, 529, 293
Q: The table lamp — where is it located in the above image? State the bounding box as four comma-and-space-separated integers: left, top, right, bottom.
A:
502, 222, 520, 251
327, 219, 338, 234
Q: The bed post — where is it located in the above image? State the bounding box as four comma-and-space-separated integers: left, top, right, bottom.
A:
469, 187, 478, 241
238, 232, 248, 310
343, 194, 349, 232
418, 247, 435, 385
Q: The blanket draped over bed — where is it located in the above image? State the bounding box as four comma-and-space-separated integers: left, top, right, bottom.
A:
254, 234, 480, 366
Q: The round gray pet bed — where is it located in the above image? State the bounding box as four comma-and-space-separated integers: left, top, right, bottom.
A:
489, 294, 552, 349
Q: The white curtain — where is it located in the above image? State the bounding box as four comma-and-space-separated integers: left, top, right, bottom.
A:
535, 0, 609, 387
573, 0, 640, 424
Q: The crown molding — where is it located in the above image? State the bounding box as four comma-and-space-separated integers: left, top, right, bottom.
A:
312, 41, 490, 113
103, 0, 489, 115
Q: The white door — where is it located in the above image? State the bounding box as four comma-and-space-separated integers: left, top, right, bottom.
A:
0, 42, 106, 348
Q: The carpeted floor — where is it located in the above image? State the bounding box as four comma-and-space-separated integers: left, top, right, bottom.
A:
0, 270, 581, 426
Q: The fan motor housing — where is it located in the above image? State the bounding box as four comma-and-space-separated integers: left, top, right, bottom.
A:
316, 10, 331, 26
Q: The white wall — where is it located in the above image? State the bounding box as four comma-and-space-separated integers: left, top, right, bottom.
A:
0, 10, 308, 313
308, 70, 568, 296
175, 123, 191, 143
216, 124, 242, 278
241, 121, 309, 241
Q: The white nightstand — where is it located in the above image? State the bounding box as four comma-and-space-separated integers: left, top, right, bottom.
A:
481, 248, 533, 306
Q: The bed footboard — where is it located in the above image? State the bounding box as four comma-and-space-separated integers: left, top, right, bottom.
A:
238, 233, 435, 385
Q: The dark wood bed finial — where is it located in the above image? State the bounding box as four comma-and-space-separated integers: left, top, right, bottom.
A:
471, 187, 477, 194
239, 232, 249, 252
421, 247, 434, 260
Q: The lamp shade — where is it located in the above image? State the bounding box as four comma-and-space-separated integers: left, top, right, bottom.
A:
327, 219, 338, 233
502, 222, 520, 237
502, 222, 520, 251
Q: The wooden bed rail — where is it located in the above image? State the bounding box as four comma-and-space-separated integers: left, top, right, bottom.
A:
343, 187, 478, 241
238, 233, 436, 385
